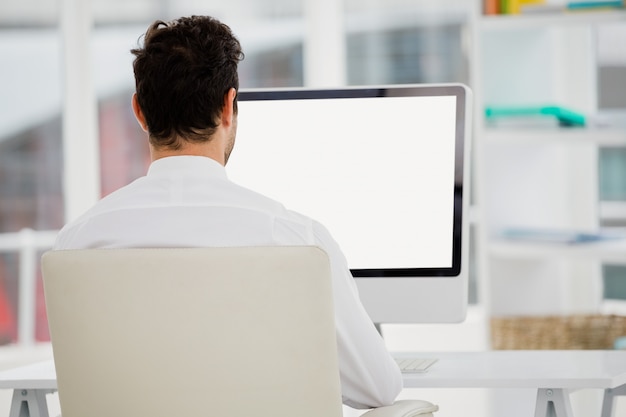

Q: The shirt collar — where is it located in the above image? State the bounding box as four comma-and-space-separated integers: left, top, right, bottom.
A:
147, 156, 228, 180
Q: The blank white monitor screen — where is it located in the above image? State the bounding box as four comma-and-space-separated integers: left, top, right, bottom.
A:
229, 84, 471, 323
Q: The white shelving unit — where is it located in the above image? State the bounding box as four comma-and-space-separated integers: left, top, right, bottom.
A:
468, 6, 626, 417
469, 5, 626, 319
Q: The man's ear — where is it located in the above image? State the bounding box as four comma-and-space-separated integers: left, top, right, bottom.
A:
132, 93, 149, 132
221, 88, 237, 127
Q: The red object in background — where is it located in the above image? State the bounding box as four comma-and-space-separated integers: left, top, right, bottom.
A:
0, 283, 16, 344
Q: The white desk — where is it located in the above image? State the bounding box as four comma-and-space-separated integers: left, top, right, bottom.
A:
396, 351, 626, 417
1, 351, 625, 417
0, 360, 56, 417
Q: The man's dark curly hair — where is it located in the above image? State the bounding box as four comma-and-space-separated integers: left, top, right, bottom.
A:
131, 16, 244, 150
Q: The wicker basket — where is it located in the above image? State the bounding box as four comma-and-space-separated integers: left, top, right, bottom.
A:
491, 314, 626, 350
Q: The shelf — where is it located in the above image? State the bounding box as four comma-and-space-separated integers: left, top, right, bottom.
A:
481, 127, 626, 146
471, 2, 626, 320
600, 201, 626, 222
479, 9, 626, 31
488, 238, 626, 263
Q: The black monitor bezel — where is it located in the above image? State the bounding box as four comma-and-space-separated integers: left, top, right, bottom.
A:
237, 84, 467, 278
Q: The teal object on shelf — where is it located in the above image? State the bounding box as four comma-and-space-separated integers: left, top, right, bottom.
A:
485, 106, 586, 127
568, 1, 624, 10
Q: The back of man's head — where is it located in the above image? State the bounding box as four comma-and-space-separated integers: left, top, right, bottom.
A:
131, 16, 244, 150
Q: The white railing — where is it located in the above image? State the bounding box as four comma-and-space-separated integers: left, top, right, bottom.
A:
0, 228, 58, 346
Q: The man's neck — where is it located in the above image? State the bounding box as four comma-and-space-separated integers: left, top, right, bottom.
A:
150, 141, 226, 166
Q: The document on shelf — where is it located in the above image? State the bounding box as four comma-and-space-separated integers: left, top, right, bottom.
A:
499, 228, 626, 244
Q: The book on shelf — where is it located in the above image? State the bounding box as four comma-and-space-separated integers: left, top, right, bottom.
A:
498, 0, 547, 14
485, 0, 500, 14
567, 0, 624, 9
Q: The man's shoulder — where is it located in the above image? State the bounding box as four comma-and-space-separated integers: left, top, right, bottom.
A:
53, 179, 149, 249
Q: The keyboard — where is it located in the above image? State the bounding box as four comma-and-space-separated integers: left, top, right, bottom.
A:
394, 357, 438, 373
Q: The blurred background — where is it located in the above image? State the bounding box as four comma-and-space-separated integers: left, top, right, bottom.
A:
0, 1, 625, 415
0, 0, 474, 347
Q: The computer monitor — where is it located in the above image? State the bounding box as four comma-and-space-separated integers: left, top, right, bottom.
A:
228, 84, 472, 323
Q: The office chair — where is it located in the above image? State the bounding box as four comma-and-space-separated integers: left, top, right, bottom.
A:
42, 247, 437, 417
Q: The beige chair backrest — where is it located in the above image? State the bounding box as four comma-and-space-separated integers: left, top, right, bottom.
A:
42, 247, 342, 417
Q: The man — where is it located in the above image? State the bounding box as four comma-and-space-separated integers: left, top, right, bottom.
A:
54, 15, 402, 409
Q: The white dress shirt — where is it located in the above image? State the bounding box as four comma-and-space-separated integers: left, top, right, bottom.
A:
54, 155, 403, 409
